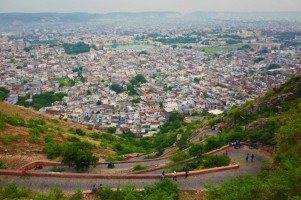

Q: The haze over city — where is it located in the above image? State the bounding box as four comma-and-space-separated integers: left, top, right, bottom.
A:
1, 0, 301, 13
0, 0, 301, 198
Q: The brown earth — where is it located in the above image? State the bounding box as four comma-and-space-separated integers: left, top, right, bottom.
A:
0, 102, 114, 169
0, 102, 96, 132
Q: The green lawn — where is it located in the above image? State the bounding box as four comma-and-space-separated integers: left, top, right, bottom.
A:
56, 78, 76, 87
198, 44, 257, 54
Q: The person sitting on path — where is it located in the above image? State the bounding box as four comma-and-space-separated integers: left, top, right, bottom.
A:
91, 184, 97, 193
251, 154, 255, 162
98, 184, 103, 190
173, 170, 177, 181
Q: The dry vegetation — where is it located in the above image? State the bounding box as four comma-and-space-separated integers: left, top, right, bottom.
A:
0, 102, 111, 169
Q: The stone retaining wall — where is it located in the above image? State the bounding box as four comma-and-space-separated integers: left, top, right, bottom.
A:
0, 163, 239, 179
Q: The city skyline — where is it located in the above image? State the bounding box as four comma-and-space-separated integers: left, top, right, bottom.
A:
0, 0, 301, 13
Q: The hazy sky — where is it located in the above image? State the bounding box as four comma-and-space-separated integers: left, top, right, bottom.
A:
0, 0, 301, 13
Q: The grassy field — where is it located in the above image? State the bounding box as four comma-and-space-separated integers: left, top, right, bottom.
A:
56, 78, 76, 87
197, 44, 257, 54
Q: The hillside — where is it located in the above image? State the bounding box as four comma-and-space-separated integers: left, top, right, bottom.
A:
0, 102, 112, 169
0, 76, 301, 199
205, 75, 301, 199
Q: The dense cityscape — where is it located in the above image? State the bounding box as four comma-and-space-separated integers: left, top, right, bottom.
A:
0, 14, 301, 137
0, 0, 301, 197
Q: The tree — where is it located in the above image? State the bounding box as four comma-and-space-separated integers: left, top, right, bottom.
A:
127, 84, 138, 95
194, 77, 201, 83
135, 74, 147, 83
168, 150, 190, 170
23, 47, 32, 52
131, 98, 141, 104
61, 141, 97, 172
254, 57, 264, 63
0, 87, 9, 101
110, 84, 125, 94
96, 100, 101, 105
130, 78, 139, 85
107, 127, 116, 134
169, 112, 185, 122
86, 90, 92, 96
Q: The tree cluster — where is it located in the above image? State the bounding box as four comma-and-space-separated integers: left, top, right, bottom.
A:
17, 91, 67, 110
130, 74, 147, 85
63, 42, 90, 54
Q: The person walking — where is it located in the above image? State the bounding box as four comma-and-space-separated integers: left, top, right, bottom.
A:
20, 169, 29, 179
161, 171, 165, 181
173, 170, 177, 181
246, 153, 249, 162
185, 168, 188, 178
251, 154, 255, 162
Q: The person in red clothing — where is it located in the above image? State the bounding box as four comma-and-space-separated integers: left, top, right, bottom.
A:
20, 168, 29, 179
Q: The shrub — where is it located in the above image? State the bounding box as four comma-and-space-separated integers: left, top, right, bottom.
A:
45, 143, 63, 159
169, 150, 190, 170
143, 154, 159, 160
28, 135, 43, 144
0, 120, 6, 130
44, 134, 54, 143
0, 160, 6, 169
29, 128, 41, 136
69, 189, 83, 200
188, 155, 230, 170
75, 128, 86, 136
95, 187, 114, 199
89, 132, 100, 140
49, 166, 65, 172
104, 155, 126, 162
27, 118, 46, 128
189, 143, 205, 157
67, 136, 81, 143
107, 127, 116, 134
144, 179, 180, 199
51, 119, 59, 124
205, 176, 262, 200
2, 114, 26, 126
0, 182, 32, 199
0, 134, 19, 145
133, 164, 147, 171
49, 187, 64, 199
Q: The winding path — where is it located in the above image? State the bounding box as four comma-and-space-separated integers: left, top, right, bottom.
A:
0, 145, 270, 192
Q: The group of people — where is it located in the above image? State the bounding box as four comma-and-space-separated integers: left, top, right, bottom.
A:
91, 184, 103, 193
246, 153, 255, 162
161, 169, 189, 181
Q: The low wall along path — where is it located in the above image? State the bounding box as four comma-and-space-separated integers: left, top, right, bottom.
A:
0, 142, 271, 191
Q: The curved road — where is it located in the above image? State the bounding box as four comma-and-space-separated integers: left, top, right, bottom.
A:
0, 146, 270, 192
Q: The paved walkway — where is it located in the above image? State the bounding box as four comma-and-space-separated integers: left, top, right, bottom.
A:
0, 146, 270, 191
